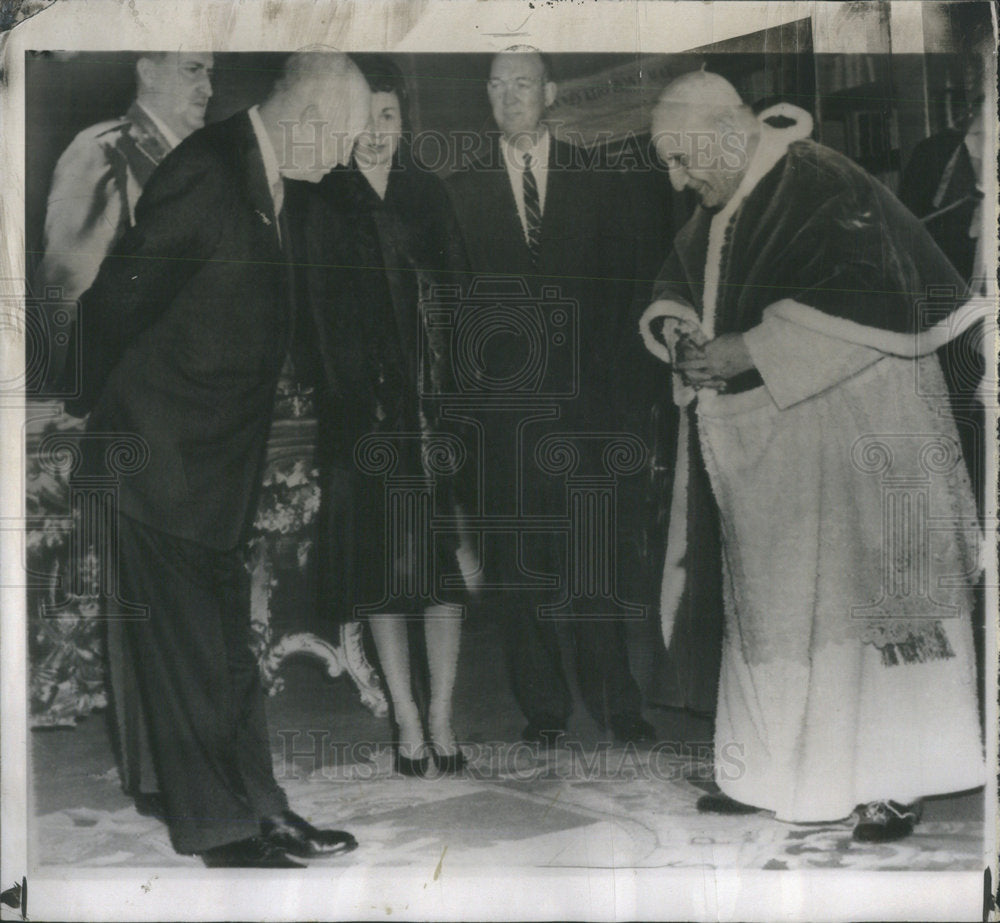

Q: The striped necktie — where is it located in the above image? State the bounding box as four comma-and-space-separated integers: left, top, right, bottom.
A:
521, 152, 542, 263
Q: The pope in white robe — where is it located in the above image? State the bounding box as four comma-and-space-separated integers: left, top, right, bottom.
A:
640, 71, 986, 840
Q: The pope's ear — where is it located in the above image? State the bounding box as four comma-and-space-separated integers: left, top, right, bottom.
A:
544, 80, 557, 109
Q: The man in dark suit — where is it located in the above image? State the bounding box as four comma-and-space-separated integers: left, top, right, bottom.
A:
446, 48, 655, 745
65, 51, 371, 868
34, 51, 215, 815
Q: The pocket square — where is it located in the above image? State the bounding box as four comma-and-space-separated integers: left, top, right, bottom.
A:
255, 209, 273, 227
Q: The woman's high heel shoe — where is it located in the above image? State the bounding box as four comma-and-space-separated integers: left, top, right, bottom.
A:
392, 743, 431, 778
430, 744, 467, 775
394, 747, 429, 778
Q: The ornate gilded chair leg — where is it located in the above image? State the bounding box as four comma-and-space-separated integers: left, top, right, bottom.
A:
340, 621, 389, 717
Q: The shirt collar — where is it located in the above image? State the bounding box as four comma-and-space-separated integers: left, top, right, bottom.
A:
248, 104, 284, 212
500, 126, 550, 171
134, 101, 183, 150
964, 130, 983, 184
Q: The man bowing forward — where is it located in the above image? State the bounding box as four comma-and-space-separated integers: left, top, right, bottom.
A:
641, 71, 984, 843
66, 51, 371, 867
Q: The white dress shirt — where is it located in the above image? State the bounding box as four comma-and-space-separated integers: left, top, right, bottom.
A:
248, 104, 285, 231
500, 128, 550, 244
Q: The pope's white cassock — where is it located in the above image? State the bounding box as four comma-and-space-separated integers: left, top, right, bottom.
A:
641, 105, 986, 822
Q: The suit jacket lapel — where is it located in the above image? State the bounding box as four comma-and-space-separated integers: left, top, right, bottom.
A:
233, 111, 299, 367
237, 111, 284, 253
478, 141, 535, 273
536, 140, 574, 271
276, 190, 300, 350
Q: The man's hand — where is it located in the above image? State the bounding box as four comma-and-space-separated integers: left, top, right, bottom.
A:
677, 332, 755, 389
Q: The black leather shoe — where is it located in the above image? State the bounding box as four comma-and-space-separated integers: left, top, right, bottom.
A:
132, 793, 166, 820
852, 800, 920, 843
200, 835, 305, 868
696, 792, 760, 815
609, 714, 657, 744
261, 810, 358, 859
521, 718, 566, 745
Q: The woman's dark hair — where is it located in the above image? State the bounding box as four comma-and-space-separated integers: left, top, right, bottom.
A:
348, 53, 411, 133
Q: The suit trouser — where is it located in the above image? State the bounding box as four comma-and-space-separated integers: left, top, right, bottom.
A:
502, 591, 643, 729
117, 514, 287, 854
496, 434, 645, 729
106, 617, 158, 795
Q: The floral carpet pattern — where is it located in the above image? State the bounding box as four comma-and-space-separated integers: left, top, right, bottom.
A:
34, 747, 983, 872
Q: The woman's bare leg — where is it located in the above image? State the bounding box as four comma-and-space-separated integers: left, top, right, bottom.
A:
369, 615, 424, 759
424, 604, 462, 755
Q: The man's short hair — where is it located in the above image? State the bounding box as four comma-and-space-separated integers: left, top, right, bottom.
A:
494, 45, 557, 84
134, 52, 172, 93
135, 51, 170, 78
274, 48, 357, 97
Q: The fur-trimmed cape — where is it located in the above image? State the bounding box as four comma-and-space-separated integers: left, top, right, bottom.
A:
639, 104, 983, 654
646, 106, 978, 358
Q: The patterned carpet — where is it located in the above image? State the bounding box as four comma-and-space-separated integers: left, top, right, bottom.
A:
34, 744, 984, 871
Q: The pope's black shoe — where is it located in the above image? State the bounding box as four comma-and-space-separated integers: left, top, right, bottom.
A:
696, 792, 761, 815
852, 800, 920, 843
200, 835, 305, 868
261, 809, 358, 859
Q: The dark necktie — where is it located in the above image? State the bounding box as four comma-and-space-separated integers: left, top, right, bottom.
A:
522, 152, 542, 263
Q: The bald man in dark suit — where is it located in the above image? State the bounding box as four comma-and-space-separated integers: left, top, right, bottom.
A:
67, 52, 370, 867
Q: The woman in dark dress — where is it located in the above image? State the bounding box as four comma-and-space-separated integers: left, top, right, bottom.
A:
291, 55, 474, 775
